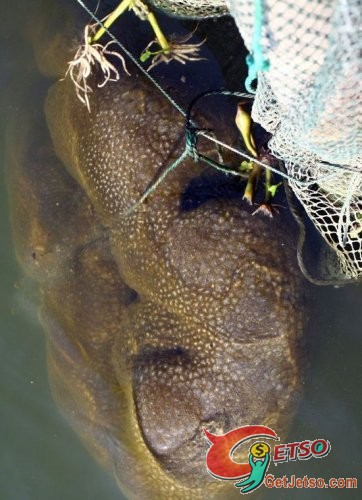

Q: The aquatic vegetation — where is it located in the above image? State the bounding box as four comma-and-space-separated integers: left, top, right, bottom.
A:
64, 23, 129, 111
141, 32, 205, 71
235, 103, 281, 215
66, 0, 205, 110
235, 103, 257, 159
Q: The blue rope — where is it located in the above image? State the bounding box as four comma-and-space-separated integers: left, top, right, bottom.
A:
245, 0, 270, 93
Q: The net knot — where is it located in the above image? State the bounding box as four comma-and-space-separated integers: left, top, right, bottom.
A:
185, 124, 200, 161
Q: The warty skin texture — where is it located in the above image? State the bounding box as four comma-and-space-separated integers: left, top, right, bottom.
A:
8, 21, 307, 500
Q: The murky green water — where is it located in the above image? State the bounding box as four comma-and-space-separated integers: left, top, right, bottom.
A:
1, 1, 361, 499
0, 203, 122, 500
0, 48, 121, 500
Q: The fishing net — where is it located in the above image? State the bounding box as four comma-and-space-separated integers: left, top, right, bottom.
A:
150, 0, 362, 280
148, 0, 228, 18
228, 0, 361, 280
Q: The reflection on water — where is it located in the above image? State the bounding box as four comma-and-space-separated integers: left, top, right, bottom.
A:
1, 1, 361, 499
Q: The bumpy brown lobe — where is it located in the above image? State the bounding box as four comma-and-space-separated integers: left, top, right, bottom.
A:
6, 113, 102, 285
8, 24, 307, 500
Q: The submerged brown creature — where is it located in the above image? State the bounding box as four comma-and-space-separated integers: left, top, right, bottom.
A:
7, 13, 307, 500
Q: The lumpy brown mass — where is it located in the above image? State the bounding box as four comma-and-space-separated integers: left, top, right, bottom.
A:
7, 17, 307, 499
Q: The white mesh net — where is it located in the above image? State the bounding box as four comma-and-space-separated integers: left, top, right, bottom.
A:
227, 0, 361, 279
148, 0, 228, 17
148, 0, 362, 279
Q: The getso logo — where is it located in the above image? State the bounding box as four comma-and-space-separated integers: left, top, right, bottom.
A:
204, 425, 331, 495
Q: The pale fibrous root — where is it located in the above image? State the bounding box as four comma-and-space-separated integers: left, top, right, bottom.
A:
64, 23, 130, 112
142, 31, 206, 71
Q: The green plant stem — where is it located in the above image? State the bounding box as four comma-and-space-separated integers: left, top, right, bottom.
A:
147, 11, 170, 53
90, 0, 133, 43
264, 167, 272, 202
244, 163, 261, 203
